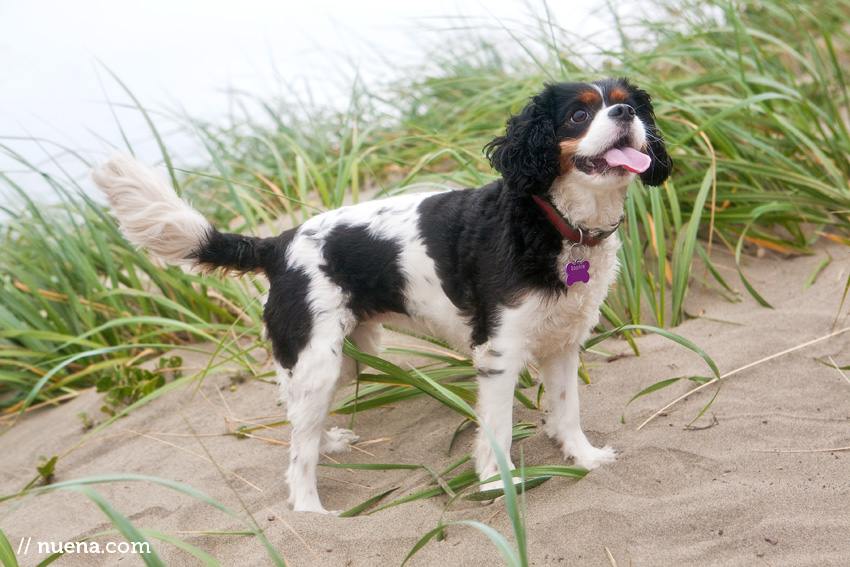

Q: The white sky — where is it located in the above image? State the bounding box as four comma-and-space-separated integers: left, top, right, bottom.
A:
0, 0, 620, 204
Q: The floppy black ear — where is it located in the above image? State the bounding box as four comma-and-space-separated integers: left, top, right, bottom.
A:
484, 87, 560, 195
629, 85, 673, 187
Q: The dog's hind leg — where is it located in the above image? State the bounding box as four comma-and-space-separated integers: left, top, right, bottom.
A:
277, 342, 344, 514
320, 323, 382, 454
270, 275, 356, 513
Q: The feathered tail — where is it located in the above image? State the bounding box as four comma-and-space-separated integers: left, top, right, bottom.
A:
92, 154, 273, 274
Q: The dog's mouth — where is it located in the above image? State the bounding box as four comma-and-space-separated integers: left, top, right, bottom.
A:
574, 139, 651, 176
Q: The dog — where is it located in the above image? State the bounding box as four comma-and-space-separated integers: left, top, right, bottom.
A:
92, 77, 671, 514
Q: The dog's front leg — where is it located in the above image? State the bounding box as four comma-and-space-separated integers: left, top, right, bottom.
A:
539, 347, 616, 469
473, 346, 523, 491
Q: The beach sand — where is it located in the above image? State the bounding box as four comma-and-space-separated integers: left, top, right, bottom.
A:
2, 243, 849, 566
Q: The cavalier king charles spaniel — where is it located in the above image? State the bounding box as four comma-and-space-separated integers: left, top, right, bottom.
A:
93, 77, 671, 514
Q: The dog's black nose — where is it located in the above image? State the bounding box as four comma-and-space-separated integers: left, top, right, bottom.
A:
608, 104, 636, 121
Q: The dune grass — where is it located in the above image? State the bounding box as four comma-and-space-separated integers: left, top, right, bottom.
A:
1, 0, 850, 564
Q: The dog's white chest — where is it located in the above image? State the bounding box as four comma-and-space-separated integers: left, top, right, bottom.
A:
500, 237, 620, 358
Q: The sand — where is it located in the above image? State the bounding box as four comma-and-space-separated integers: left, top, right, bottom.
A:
2, 243, 849, 567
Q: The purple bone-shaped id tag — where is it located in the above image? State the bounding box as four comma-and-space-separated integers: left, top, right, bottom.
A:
565, 260, 590, 286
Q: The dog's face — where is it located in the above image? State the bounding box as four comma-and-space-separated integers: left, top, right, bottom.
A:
486, 77, 672, 193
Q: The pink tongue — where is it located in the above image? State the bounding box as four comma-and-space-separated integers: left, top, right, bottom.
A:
603, 147, 651, 173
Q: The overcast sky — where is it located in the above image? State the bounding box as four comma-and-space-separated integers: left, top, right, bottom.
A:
0, 0, 620, 204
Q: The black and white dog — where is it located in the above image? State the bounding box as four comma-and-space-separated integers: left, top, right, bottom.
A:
93, 77, 671, 514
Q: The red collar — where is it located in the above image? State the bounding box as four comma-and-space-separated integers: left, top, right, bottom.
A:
532, 195, 623, 247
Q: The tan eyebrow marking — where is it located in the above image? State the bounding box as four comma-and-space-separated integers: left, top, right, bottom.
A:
608, 88, 629, 104
578, 90, 601, 106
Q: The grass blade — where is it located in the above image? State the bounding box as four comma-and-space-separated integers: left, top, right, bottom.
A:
0, 527, 19, 567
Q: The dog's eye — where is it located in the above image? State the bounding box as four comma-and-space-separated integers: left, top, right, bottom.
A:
571, 109, 589, 123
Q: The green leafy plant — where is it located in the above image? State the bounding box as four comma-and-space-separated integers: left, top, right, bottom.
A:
96, 355, 183, 412
35, 456, 58, 485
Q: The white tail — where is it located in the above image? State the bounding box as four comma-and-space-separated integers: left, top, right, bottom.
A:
91, 154, 211, 266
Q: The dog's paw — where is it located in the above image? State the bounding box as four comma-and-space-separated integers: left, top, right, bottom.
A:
289, 492, 340, 515
293, 503, 338, 515
321, 427, 359, 454
571, 445, 617, 470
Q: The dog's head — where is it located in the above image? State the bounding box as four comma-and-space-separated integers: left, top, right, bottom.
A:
485, 78, 672, 194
